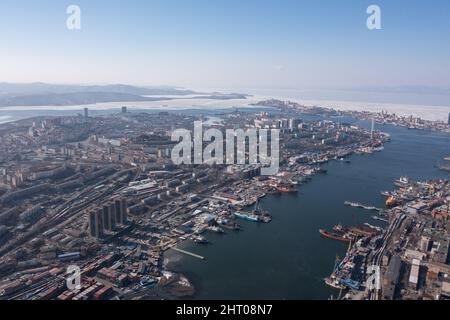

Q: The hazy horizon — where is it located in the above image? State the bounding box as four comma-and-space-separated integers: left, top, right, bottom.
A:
1, 0, 450, 89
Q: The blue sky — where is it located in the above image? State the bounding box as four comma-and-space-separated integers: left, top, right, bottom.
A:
1, 0, 450, 89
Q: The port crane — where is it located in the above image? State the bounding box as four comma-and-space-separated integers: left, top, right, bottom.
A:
253, 198, 263, 214
370, 117, 375, 141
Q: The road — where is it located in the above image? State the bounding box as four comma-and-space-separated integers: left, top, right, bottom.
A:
367, 211, 406, 300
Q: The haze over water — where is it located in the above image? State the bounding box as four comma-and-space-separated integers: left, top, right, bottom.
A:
2, 86, 449, 123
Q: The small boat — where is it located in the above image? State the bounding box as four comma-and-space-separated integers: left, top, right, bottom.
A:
207, 226, 225, 233
191, 235, 209, 244
386, 197, 397, 207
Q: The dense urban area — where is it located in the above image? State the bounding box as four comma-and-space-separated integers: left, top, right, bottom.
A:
0, 100, 449, 300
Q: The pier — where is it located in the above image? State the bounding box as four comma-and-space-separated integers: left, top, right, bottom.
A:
170, 247, 206, 260
344, 201, 382, 212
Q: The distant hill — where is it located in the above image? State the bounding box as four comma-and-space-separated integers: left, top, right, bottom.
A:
0, 83, 199, 96
192, 93, 250, 100
0, 92, 172, 107
0, 83, 249, 107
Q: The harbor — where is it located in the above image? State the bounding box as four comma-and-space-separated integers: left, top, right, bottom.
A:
166, 119, 450, 300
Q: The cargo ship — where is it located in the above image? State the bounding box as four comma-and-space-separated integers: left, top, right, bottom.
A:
347, 226, 379, 237
319, 229, 353, 243
234, 211, 259, 222
332, 224, 379, 238
394, 177, 409, 187
234, 199, 272, 223
332, 224, 349, 233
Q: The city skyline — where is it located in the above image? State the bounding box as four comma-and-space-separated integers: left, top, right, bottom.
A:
0, 0, 449, 305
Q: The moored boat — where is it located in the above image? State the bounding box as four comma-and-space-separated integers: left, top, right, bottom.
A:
319, 229, 353, 243
234, 211, 259, 222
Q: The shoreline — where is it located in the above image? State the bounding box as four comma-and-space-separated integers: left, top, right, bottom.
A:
272, 97, 450, 122
0, 92, 449, 123
161, 136, 389, 298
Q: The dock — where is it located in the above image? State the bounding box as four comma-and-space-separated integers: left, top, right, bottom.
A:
344, 201, 382, 212
170, 247, 205, 260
